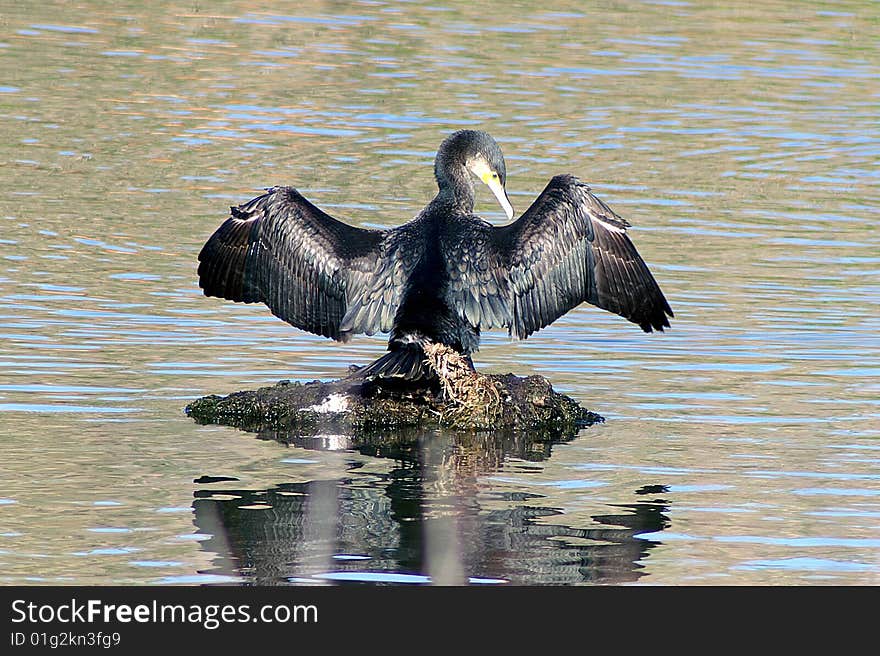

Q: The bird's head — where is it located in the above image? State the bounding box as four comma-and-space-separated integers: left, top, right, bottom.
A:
435, 130, 514, 220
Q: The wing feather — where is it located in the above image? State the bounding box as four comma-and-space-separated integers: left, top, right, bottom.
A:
442, 174, 672, 339
502, 174, 673, 337
197, 186, 411, 341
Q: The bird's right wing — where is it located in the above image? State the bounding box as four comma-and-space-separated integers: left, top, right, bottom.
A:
443, 175, 673, 339
197, 186, 412, 341
496, 174, 673, 339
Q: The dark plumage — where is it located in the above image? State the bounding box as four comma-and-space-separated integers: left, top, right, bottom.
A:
198, 130, 673, 381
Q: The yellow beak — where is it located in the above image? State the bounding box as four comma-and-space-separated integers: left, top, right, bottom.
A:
478, 169, 514, 220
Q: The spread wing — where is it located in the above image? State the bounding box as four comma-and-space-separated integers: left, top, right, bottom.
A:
444, 174, 673, 339
197, 186, 412, 341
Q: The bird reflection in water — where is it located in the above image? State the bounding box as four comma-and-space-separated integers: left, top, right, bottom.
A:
191, 430, 671, 585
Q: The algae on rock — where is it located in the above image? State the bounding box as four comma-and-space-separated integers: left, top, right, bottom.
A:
185, 344, 603, 439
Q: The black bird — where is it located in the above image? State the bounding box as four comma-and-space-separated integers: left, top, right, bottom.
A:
198, 130, 673, 381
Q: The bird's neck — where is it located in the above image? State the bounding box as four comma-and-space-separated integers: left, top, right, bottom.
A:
434, 167, 475, 215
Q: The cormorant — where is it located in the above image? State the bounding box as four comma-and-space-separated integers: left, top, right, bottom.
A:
198, 130, 673, 381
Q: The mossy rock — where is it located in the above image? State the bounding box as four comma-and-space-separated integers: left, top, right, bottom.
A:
185, 372, 602, 439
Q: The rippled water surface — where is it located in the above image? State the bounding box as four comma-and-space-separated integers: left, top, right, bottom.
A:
1, 1, 878, 585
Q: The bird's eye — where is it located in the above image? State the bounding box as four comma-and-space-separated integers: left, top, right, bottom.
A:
492, 173, 499, 179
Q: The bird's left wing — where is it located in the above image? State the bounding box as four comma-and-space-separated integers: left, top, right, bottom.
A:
197, 186, 413, 341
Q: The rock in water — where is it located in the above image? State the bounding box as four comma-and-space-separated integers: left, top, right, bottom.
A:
185, 346, 603, 438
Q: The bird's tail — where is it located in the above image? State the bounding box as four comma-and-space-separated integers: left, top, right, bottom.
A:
352, 346, 433, 382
